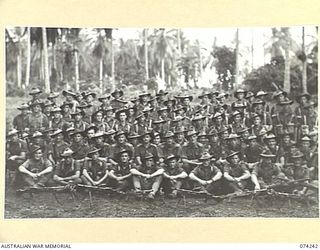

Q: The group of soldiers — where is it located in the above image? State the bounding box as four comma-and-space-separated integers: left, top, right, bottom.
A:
6, 86, 318, 200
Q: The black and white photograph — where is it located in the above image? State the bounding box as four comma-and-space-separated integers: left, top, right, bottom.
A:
5, 26, 319, 218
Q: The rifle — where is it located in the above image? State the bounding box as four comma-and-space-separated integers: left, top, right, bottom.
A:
16, 186, 70, 194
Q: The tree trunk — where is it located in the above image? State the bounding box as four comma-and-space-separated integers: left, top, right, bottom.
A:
42, 28, 50, 93
161, 58, 165, 81
198, 41, 203, 79
111, 38, 115, 89
302, 27, 307, 93
25, 27, 31, 88
251, 29, 254, 70
17, 43, 22, 88
235, 28, 240, 89
74, 49, 80, 91
144, 29, 149, 79
99, 57, 103, 93
283, 48, 291, 93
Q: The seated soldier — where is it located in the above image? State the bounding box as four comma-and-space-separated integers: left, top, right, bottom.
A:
130, 153, 164, 199
108, 149, 134, 191
282, 151, 310, 195
18, 145, 54, 188
81, 147, 109, 186
53, 148, 82, 185
162, 154, 188, 198
251, 151, 287, 191
189, 152, 223, 195
223, 151, 252, 194
6, 129, 27, 184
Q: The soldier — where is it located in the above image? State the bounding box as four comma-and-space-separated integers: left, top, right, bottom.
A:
110, 89, 127, 110
223, 151, 252, 193
13, 103, 30, 131
263, 133, 285, 166
155, 89, 168, 106
103, 106, 117, 130
62, 90, 78, 112
252, 99, 272, 128
69, 129, 90, 162
131, 153, 164, 200
189, 152, 223, 195
176, 95, 194, 118
245, 91, 255, 113
251, 113, 270, 137
151, 132, 162, 146
29, 131, 50, 160
255, 90, 270, 113
127, 132, 142, 148
109, 131, 135, 166
135, 131, 163, 166
162, 154, 188, 198
271, 90, 289, 115
191, 113, 208, 132
135, 91, 151, 113
53, 148, 82, 185
98, 94, 111, 110
49, 107, 68, 130
174, 126, 188, 146
91, 131, 111, 158
303, 101, 317, 132
226, 133, 242, 158
114, 108, 131, 134
28, 87, 42, 105
81, 147, 109, 186
159, 131, 183, 159
18, 145, 54, 188
126, 105, 137, 125
251, 151, 287, 191
77, 101, 93, 124
197, 92, 214, 115
25, 100, 49, 133
48, 129, 70, 164
60, 102, 74, 125
43, 100, 54, 118
163, 98, 176, 119
6, 129, 28, 184
181, 130, 203, 173
92, 110, 108, 132
71, 110, 89, 131
47, 92, 60, 108
108, 149, 134, 191
216, 92, 229, 106
82, 91, 97, 111
245, 135, 264, 163
231, 89, 248, 112
157, 106, 171, 132
230, 111, 246, 134
132, 112, 150, 135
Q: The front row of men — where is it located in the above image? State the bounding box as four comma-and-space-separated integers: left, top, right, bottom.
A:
16, 143, 311, 199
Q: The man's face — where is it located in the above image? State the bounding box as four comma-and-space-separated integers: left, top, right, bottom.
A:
282, 135, 290, 144
210, 135, 219, 143
95, 136, 104, 144
117, 134, 126, 144
44, 106, 52, 113
87, 129, 95, 139
86, 95, 93, 103
176, 133, 184, 141
202, 96, 209, 103
65, 156, 72, 164
230, 154, 240, 165
96, 112, 103, 121
202, 159, 210, 166
120, 152, 129, 163
75, 113, 82, 121
106, 110, 113, 117
73, 133, 83, 143
267, 139, 277, 148
114, 93, 120, 99
66, 95, 73, 102
221, 131, 229, 140
55, 134, 64, 142
10, 134, 19, 142
54, 112, 61, 119
143, 135, 151, 144
128, 109, 135, 116
253, 116, 261, 125
249, 139, 257, 147
160, 110, 168, 117
63, 106, 70, 113
166, 137, 174, 144
293, 158, 303, 167
119, 112, 127, 121
33, 105, 42, 113
168, 159, 176, 168
234, 114, 242, 123
262, 158, 272, 164
241, 130, 250, 140
301, 141, 310, 149
254, 104, 263, 113
91, 152, 99, 160
237, 93, 245, 100
215, 115, 223, 123
229, 138, 239, 147
145, 158, 154, 168
34, 149, 43, 160
22, 109, 28, 115
190, 134, 197, 143
153, 135, 161, 145
278, 94, 285, 102
141, 95, 148, 102
138, 115, 145, 123
183, 98, 190, 106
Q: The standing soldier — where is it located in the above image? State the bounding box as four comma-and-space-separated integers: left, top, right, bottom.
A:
155, 89, 168, 106
49, 107, 68, 130
110, 89, 127, 110
13, 103, 30, 132
114, 108, 131, 134
231, 89, 248, 112
255, 91, 270, 113
48, 129, 70, 164
92, 110, 108, 132
47, 92, 60, 108
62, 90, 79, 112
176, 95, 194, 118
25, 100, 49, 133
28, 87, 42, 105
103, 106, 117, 130
43, 100, 54, 118
98, 94, 111, 110
60, 102, 74, 125
71, 110, 89, 131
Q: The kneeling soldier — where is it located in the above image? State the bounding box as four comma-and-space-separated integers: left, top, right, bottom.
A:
18, 145, 54, 188
108, 149, 134, 191
81, 147, 109, 186
130, 153, 164, 199
162, 154, 188, 198
189, 152, 223, 195
53, 148, 82, 185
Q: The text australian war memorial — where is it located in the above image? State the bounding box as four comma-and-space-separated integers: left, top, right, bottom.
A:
5, 27, 319, 218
